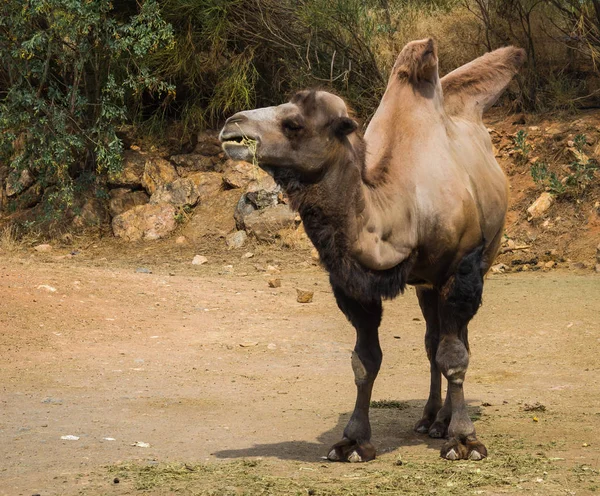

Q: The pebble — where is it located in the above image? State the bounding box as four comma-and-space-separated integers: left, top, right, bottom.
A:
192, 255, 208, 265
241, 252, 254, 259
175, 236, 187, 244
132, 441, 150, 448
296, 289, 314, 303
135, 267, 152, 274
34, 244, 52, 252
268, 278, 281, 288
37, 284, 57, 292
61, 435, 80, 440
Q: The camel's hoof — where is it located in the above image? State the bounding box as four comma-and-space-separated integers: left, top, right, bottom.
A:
468, 449, 483, 461
441, 437, 487, 461
445, 448, 459, 461
327, 449, 340, 462
414, 418, 431, 434
348, 451, 363, 463
428, 421, 447, 439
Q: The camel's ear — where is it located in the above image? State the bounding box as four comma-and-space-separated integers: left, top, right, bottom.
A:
332, 117, 358, 137
394, 38, 438, 84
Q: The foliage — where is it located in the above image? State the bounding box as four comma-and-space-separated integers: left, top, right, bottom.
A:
0, 0, 174, 212
513, 130, 531, 163
530, 134, 598, 198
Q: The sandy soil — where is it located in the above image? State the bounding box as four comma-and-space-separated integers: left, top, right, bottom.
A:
1, 244, 599, 495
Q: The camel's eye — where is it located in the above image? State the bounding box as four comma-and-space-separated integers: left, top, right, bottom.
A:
282, 118, 304, 133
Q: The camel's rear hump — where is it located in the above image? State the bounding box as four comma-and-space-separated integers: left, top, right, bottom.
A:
441, 47, 526, 121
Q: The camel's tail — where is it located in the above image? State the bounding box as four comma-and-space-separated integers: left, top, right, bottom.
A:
441, 47, 526, 121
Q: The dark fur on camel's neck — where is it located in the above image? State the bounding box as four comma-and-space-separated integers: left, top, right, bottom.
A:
271, 138, 415, 303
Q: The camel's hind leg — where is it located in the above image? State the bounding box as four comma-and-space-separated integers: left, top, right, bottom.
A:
436, 246, 487, 461
413, 288, 451, 438
327, 285, 382, 463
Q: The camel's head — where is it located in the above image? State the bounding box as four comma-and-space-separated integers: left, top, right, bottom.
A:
219, 90, 358, 177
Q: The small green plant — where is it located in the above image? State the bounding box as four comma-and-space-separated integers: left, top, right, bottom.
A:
513, 130, 531, 163
531, 161, 565, 196
530, 134, 598, 199
370, 399, 409, 409
174, 205, 192, 224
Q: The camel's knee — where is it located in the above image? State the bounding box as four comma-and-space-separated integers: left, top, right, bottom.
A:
436, 336, 469, 384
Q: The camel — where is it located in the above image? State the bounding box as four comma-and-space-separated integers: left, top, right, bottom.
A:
219, 38, 525, 462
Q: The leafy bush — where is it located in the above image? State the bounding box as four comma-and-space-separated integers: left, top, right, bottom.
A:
0, 0, 174, 212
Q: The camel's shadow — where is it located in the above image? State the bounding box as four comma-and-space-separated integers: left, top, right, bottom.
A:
212, 400, 483, 462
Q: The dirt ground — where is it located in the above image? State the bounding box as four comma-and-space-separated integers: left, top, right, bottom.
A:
1, 241, 600, 495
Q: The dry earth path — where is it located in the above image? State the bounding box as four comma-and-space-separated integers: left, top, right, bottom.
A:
1, 249, 599, 495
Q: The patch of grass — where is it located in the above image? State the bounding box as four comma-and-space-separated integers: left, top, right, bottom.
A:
0, 225, 19, 253
370, 399, 410, 409
106, 436, 561, 495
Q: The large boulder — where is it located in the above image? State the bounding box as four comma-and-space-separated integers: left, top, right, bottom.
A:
107, 150, 146, 188
222, 160, 266, 189
170, 154, 220, 176
72, 197, 110, 229
243, 204, 297, 242
142, 157, 178, 195
149, 172, 223, 207
6, 168, 34, 197
109, 189, 149, 217
150, 178, 199, 207
181, 189, 240, 242
194, 131, 222, 156
246, 174, 280, 209
189, 172, 223, 202
112, 203, 177, 241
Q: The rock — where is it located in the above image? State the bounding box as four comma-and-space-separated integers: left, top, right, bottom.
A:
37, 284, 56, 291
268, 278, 281, 288
181, 189, 239, 242
175, 235, 187, 244
107, 150, 146, 187
527, 192, 555, 221
112, 203, 177, 241
141, 157, 178, 195
596, 243, 600, 264
222, 160, 263, 189
234, 194, 257, 230
188, 172, 223, 202
6, 168, 34, 197
150, 178, 199, 207
109, 189, 149, 217
135, 267, 152, 274
194, 132, 222, 156
595, 264, 600, 273
192, 255, 208, 265
491, 263, 508, 274
311, 248, 320, 261
567, 146, 590, 164
246, 174, 280, 209
296, 288, 314, 303
544, 261, 555, 269
13, 182, 42, 209
242, 252, 254, 259
72, 198, 109, 228
170, 154, 218, 175
226, 230, 247, 249
34, 244, 52, 252
243, 204, 297, 242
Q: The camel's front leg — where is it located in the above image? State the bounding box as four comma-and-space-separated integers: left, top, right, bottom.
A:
328, 286, 382, 463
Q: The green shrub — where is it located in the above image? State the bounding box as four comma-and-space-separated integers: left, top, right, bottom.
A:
0, 0, 174, 212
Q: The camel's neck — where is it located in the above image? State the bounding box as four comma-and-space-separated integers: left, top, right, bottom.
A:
272, 141, 416, 301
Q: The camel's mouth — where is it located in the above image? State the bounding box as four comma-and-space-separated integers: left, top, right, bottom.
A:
219, 131, 260, 162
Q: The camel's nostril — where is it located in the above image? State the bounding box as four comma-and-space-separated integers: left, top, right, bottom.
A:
225, 114, 247, 126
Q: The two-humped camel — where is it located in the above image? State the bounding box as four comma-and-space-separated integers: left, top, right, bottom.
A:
220, 39, 525, 462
